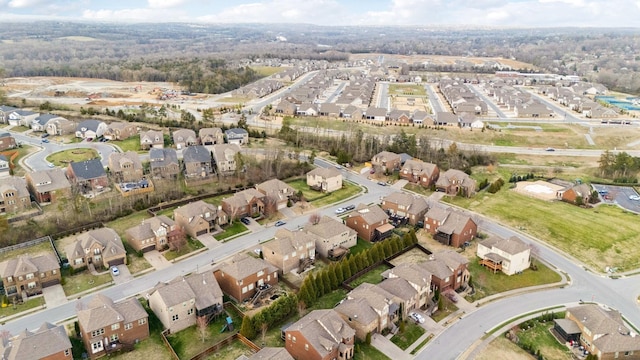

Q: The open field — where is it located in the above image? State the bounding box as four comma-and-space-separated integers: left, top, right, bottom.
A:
349, 54, 537, 70
46, 148, 99, 166
476, 336, 535, 360
250, 66, 285, 77
389, 84, 427, 96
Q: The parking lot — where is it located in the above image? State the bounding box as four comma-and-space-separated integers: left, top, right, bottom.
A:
593, 184, 640, 213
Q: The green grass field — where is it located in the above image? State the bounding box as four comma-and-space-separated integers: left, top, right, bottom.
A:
389, 84, 427, 96
111, 135, 141, 152
216, 222, 248, 241
287, 178, 362, 207
349, 264, 391, 288
46, 148, 99, 166
0, 297, 43, 318
355, 342, 391, 360
163, 237, 205, 261
250, 66, 285, 77
391, 322, 426, 350
167, 312, 240, 360
516, 322, 572, 360
62, 270, 112, 296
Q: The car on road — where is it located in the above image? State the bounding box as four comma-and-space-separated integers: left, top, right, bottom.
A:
545, 147, 555, 151
111, 266, 120, 276
42, 138, 49, 143
345, 204, 356, 211
377, 181, 387, 186
335, 207, 346, 214
274, 220, 286, 227
240, 217, 251, 225
409, 312, 425, 324
335, 165, 343, 170
629, 195, 640, 201
370, 169, 375, 174
47, 162, 55, 168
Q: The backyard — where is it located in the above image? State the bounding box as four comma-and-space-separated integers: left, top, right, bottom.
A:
0, 240, 53, 262
515, 321, 572, 360
348, 264, 391, 288
46, 148, 99, 166
287, 178, 362, 206
111, 135, 141, 152
166, 311, 243, 360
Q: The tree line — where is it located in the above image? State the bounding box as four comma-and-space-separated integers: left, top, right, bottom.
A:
598, 150, 640, 183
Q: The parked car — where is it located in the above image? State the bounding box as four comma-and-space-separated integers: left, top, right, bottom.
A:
409, 312, 425, 324
445, 292, 458, 303
335, 207, 346, 214
370, 169, 375, 174
274, 220, 286, 227
41, 133, 49, 138
345, 204, 356, 211
240, 217, 251, 225
629, 195, 640, 201
42, 138, 49, 143
377, 181, 387, 186
111, 266, 120, 276
545, 147, 555, 151
47, 162, 55, 168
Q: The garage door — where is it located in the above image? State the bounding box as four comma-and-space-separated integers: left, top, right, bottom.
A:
42, 279, 61, 288
141, 245, 155, 253
108, 257, 125, 267
196, 229, 208, 236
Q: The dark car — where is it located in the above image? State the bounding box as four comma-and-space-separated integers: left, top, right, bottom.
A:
274, 220, 286, 227
345, 204, 356, 211
240, 217, 251, 225
41, 133, 50, 138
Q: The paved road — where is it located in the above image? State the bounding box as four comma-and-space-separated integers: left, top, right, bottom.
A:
425, 84, 444, 113
467, 85, 507, 119
378, 82, 389, 110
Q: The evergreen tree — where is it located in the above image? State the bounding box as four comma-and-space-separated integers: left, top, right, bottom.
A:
334, 262, 345, 284
349, 256, 359, 276
240, 316, 256, 339
342, 259, 352, 280
328, 266, 339, 289
321, 272, 331, 294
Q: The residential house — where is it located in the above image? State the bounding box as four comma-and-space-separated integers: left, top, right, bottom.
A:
345, 204, 392, 243
0, 132, 16, 151
182, 145, 214, 179
26, 168, 72, 204
381, 192, 429, 225
435, 169, 477, 197
214, 253, 278, 303
65, 228, 127, 270
0, 176, 31, 214
364, 107, 387, 122
0, 154, 9, 178
412, 110, 430, 124
6, 109, 39, 127
75, 119, 107, 139
477, 236, 531, 275
149, 148, 180, 180
172, 128, 197, 150
419, 250, 470, 292
221, 188, 266, 220
334, 284, 393, 341
433, 112, 458, 126
0, 105, 18, 124
199, 127, 224, 145
125, 215, 181, 252
212, 144, 241, 175
341, 105, 362, 120
108, 151, 144, 183
263, 228, 316, 274
376, 277, 420, 317
0, 322, 72, 360
304, 216, 357, 258
103, 122, 137, 141
46, 117, 76, 136
225, 128, 249, 145
67, 159, 108, 193
562, 183, 593, 205
388, 109, 411, 123
381, 262, 432, 309
306, 167, 342, 193
400, 159, 439, 187
148, 272, 223, 333
318, 103, 341, 117
562, 304, 640, 360
276, 100, 298, 116
140, 130, 164, 150
173, 200, 228, 238
284, 309, 355, 360
296, 102, 318, 116
371, 151, 401, 173
514, 103, 553, 118
256, 179, 296, 211
237, 347, 294, 360
31, 114, 63, 132
424, 207, 477, 248
77, 295, 149, 359
0, 253, 60, 300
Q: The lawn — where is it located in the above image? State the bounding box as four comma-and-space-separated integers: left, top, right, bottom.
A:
444, 189, 640, 271
250, 66, 285, 77
111, 135, 141, 152
106, 210, 152, 237
287, 178, 362, 207
516, 322, 572, 360
389, 84, 427, 96
476, 335, 535, 360
203, 339, 254, 360
0, 297, 43, 319
0, 240, 53, 262
349, 238, 372, 255
3, 144, 38, 176
167, 312, 241, 360
163, 237, 205, 261
216, 222, 249, 241
126, 253, 152, 274
390, 321, 426, 350
467, 260, 562, 302
287, 178, 325, 201
431, 297, 458, 322
309, 289, 348, 311
349, 264, 391, 288
62, 269, 113, 296
11, 125, 30, 132
46, 148, 99, 166
354, 342, 391, 360
403, 182, 432, 197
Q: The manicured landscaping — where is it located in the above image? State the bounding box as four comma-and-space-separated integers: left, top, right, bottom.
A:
403, 182, 432, 197
355, 342, 391, 360
0, 297, 43, 318
163, 237, 205, 261
349, 238, 372, 255
287, 178, 362, 207
62, 269, 113, 296
46, 148, 99, 167
309, 288, 348, 311
216, 222, 249, 241
11, 125, 30, 132
349, 264, 391, 288
389, 84, 427, 96
516, 322, 572, 360
390, 321, 426, 350
111, 135, 141, 152
431, 296, 458, 322
410, 335, 433, 355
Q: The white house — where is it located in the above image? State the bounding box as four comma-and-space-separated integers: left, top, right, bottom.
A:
75, 119, 107, 139
477, 236, 531, 275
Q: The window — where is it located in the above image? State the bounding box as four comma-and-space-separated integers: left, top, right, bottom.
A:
125, 323, 133, 330
91, 341, 104, 353
111, 323, 120, 331
40, 272, 45, 278
7, 276, 12, 283
138, 318, 147, 325
242, 286, 248, 294
110, 334, 118, 342
248, 284, 254, 291
27, 282, 36, 289
305, 344, 309, 351
64, 349, 70, 356
187, 308, 194, 315
91, 328, 105, 337
172, 314, 179, 322
292, 336, 296, 343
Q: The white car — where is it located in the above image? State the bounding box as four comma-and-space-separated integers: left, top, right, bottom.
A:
111, 266, 120, 276
409, 312, 425, 324
629, 195, 640, 201
335, 207, 346, 214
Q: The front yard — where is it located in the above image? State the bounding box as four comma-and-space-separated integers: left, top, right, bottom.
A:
287, 178, 362, 207
216, 222, 249, 241
515, 321, 572, 360
62, 269, 113, 296
163, 237, 205, 261
390, 321, 426, 350
111, 135, 141, 152
0, 297, 43, 319
46, 148, 99, 166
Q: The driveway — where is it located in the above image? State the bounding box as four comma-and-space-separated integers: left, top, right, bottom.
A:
143, 250, 172, 270
241, 217, 263, 232
279, 207, 296, 219
391, 179, 408, 190
42, 285, 67, 307
197, 234, 222, 249
371, 333, 411, 360
111, 264, 133, 285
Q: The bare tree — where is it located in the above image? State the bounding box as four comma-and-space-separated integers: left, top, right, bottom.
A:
529, 244, 540, 269
260, 322, 268, 345
196, 316, 209, 343
308, 212, 321, 225
297, 300, 307, 317
168, 226, 187, 252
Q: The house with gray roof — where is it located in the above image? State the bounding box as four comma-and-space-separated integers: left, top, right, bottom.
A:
65, 227, 127, 270
0, 253, 60, 301
433, 112, 458, 126
419, 250, 470, 292
148, 271, 223, 332
214, 253, 278, 303
211, 143, 241, 175
364, 107, 387, 122
182, 145, 214, 179
477, 236, 531, 275
77, 294, 148, 359
371, 151, 401, 173
275, 99, 297, 116
284, 309, 355, 360
25, 168, 72, 204
263, 228, 316, 274
381, 192, 429, 225
125, 215, 181, 253
221, 188, 266, 220
75, 119, 107, 139
435, 169, 476, 197
0, 322, 71, 360
225, 128, 249, 145
0, 105, 18, 124
172, 128, 197, 150
0, 154, 9, 177
306, 166, 342, 193
381, 262, 432, 309
256, 179, 296, 211
67, 159, 108, 193
140, 130, 164, 150
6, 109, 39, 126
345, 204, 392, 243
149, 148, 179, 179
0, 176, 31, 214
304, 215, 357, 258
173, 200, 228, 238
30, 114, 65, 132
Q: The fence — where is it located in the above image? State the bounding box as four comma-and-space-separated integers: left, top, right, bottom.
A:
7, 201, 43, 224
160, 329, 180, 360
147, 187, 248, 215
0, 236, 50, 254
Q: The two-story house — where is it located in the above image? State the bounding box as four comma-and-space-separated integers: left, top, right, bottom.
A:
477, 236, 531, 275
256, 179, 296, 211
284, 309, 355, 360
0, 322, 72, 360
173, 200, 228, 238
67, 159, 108, 194
46, 117, 76, 136
345, 204, 392, 243
148, 271, 224, 333
263, 228, 316, 274
148, 148, 179, 180
108, 151, 144, 183
0, 105, 18, 124
6, 109, 39, 127
335, 283, 398, 340
424, 207, 477, 248
419, 250, 470, 292
0, 253, 61, 301
371, 151, 401, 173
125, 215, 182, 252
140, 130, 164, 150
31, 114, 65, 132
26, 168, 72, 204
0, 132, 16, 151
212, 144, 240, 175
0, 154, 9, 178
77, 295, 149, 359
199, 127, 224, 145
75, 119, 107, 140
221, 188, 266, 220
377, 277, 421, 317
400, 159, 440, 187
381, 262, 432, 310
214, 253, 278, 303
172, 128, 197, 150
65, 228, 127, 270
225, 128, 249, 145
435, 169, 477, 197
0, 176, 31, 214
380, 192, 429, 225
182, 145, 214, 179
304, 216, 357, 258
103, 122, 137, 141
306, 167, 342, 193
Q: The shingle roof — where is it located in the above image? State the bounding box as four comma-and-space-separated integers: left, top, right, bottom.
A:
334, 297, 378, 325
435, 169, 475, 189
34, 114, 58, 125
182, 145, 211, 163
0, 253, 59, 278
256, 179, 295, 200
174, 200, 222, 224
1, 322, 71, 360
211, 144, 240, 163
199, 127, 222, 139
436, 211, 474, 236
266, 229, 317, 256
225, 128, 248, 138
76, 119, 104, 132
77, 294, 146, 333
222, 188, 265, 209
0, 176, 30, 198
286, 310, 355, 357
65, 228, 125, 260
304, 215, 356, 239
377, 277, 417, 301
307, 167, 341, 179
401, 159, 438, 177
381, 262, 431, 289
150, 148, 178, 167
218, 253, 274, 280
108, 151, 142, 172
243, 347, 294, 360
151, 271, 223, 310
480, 236, 529, 255
172, 128, 196, 143
567, 304, 640, 352
69, 159, 106, 180
382, 192, 428, 216
349, 204, 389, 225
27, 168, 71, 193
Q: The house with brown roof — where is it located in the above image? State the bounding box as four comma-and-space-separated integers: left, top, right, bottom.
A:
211, 144, 241, 175
0, 322, 72, 360
103, 122, 137, 141
172, 128, 197, 150
65, 228, 127, 270
214, 253, 278, 303
561, 304, 640, 360
263, 228, 316, 274
306, 167, 343, 193
381, 262, 432, 310
148, 271, 224, 333
125, 215, 183, 253
388, 109, 411, 123
371, 151, 401, 173
67, 159, 108, 194
0, 176, 31, 214
345, 204, 392, 243
173, 200, 228, 238
284, 309, 355, 360
0, 132, 16, 151
561, 183, 593, 205
400, 159, 439, 187
380, 192, 429, 225
237, 347, 294, 360
149, 148, 180, 179
221, 188, 266, 220
108, 151, 144, 183
377, 277, 421, 317
0, 253, 60, 301
419, 250, 470, 292
433, 112, 459, 126
304, 216, 357, 258
435, 169, 476, 197
477, 236, 531, 275
45, 117, 76, 136
363, 107, 387, 122
77, 295, 149, 359
256, 179, 296, 211
26, 168, 72, 204
140, 130, 164, 150
424, 207, 477, 248
276, 100, 297, 116
199, 127, 224, 145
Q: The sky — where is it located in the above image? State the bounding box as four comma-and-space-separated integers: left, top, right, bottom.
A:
0, 0, 639, 28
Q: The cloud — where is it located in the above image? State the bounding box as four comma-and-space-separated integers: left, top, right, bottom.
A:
147, 0, 187, 9
196, 0, 345, 24
82, 7, 189, 22
8, 0, 45, 8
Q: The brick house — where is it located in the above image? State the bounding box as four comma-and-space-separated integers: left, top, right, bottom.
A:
306, 167, 342, 193
221, 188, 266, 220
435, 169, 476, 197
263, 228, 316, 274
424, 207, 477, 248
371, 151, 401, 173
380, 192, 429, 225
67, 159, 108, 193
172, 128, 197, 150
345, 204, 392, 242
199, 127, 224, 145
561, 183, 593, 205
256, 179, 296, 211
400, 159, 439, 187
77, 295, 149, 359
65, 228, 127, 270
103, 122, 137, 141
419, 250, 470, 292
0, 253, 61, 301
26, 168, 72, 204
376, 277, 421, 317
214, 253, 278, 303
125, 215, 183, 252
0, 176, 31, 214
0, 322, 72, 360
182, 145, 214, 179
334, 283, 400, 340
173, 200, 228, 238
304, 216, 357, 258
148, 272, 224, 333
211, 144, 241, 175
381, 262, 432, 310
284, 309, 355, 360
0, 132, 16, 151
140, 130, 164, 150
477, 236, 531, 275
149, 148, 180, 180
108, 151, 144, 183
